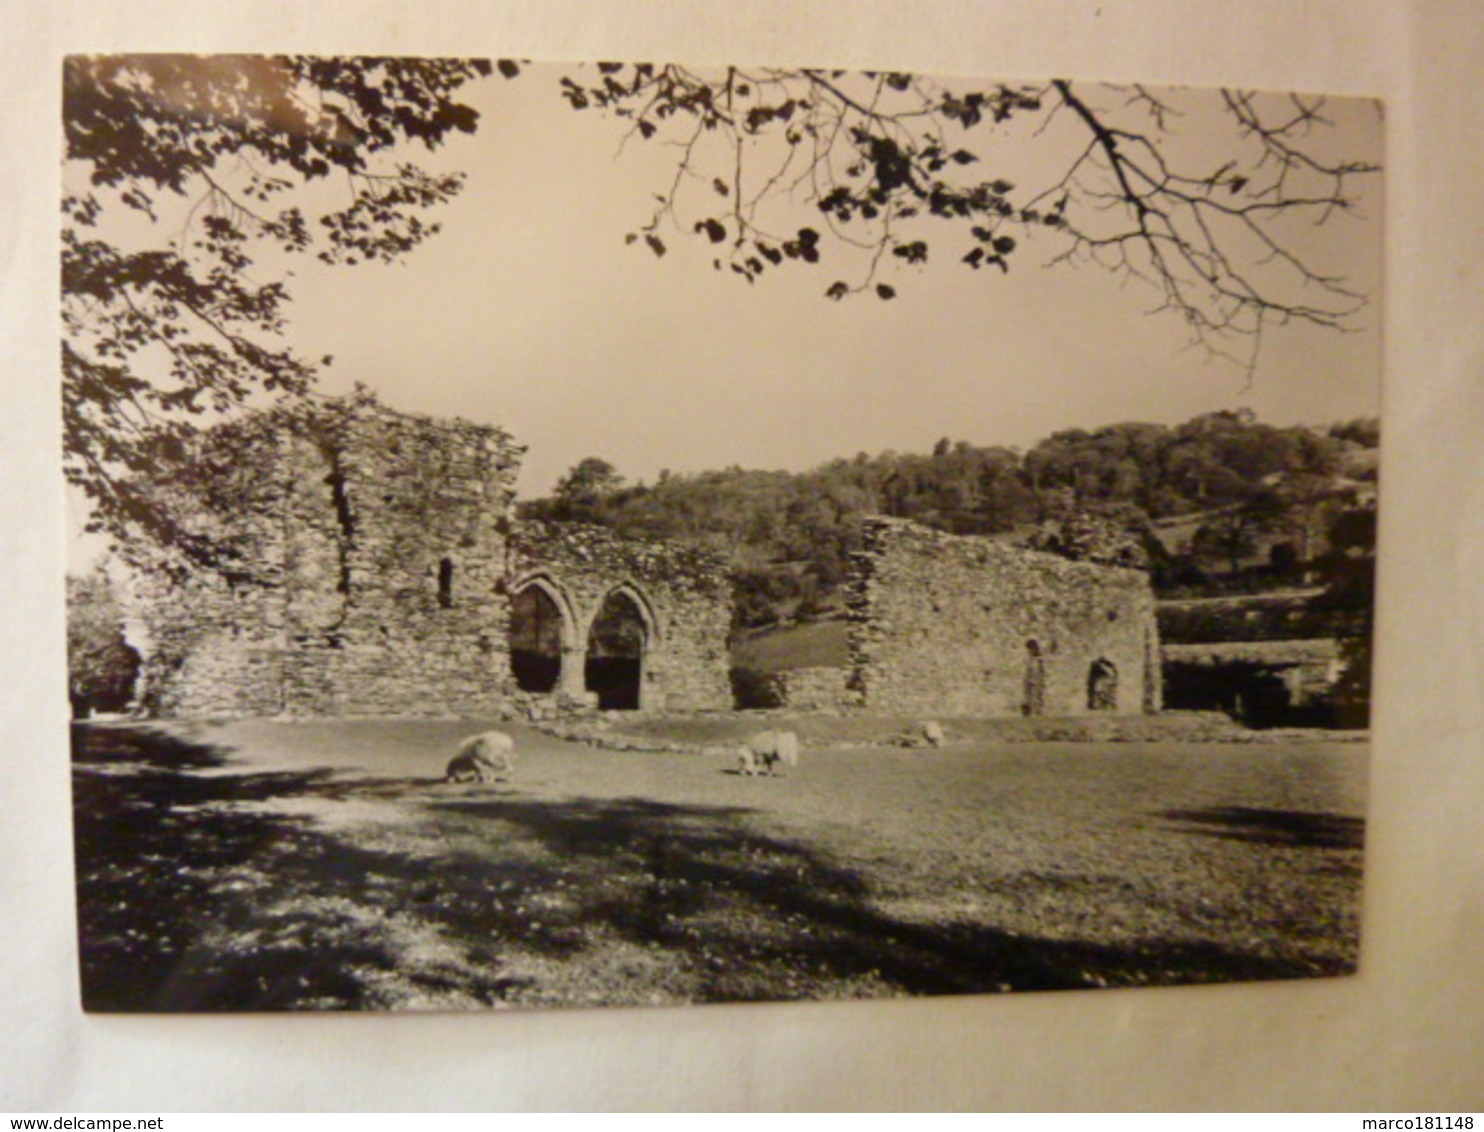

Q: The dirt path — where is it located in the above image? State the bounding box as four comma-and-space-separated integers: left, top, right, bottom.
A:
70, 719, 1368, 1011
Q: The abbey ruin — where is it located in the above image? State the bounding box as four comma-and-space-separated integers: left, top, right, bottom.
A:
125, 394, 732, 719
121, 395, 1160, 722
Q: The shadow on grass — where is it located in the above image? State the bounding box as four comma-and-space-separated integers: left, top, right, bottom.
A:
71, 721, 237, 770
434, 796, 1343, 1002
72, 724, 1353, 1012
73, 758, 362, 1009
1159, 807, 1365, 851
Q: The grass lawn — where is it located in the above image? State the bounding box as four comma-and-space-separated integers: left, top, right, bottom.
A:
70, 717, 1367, 1012
730, 619, 850, 672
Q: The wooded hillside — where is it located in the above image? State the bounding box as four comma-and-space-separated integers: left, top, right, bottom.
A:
520, 409, 1379, 630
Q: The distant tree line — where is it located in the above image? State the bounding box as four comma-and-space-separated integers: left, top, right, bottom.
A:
521, 409, 1380, 629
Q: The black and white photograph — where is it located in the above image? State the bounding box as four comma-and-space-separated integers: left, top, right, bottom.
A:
63, 53, 1382, 1013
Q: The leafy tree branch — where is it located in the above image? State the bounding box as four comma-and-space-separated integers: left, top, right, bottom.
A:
63, 54, 497, 572
555, 64, 1378, 366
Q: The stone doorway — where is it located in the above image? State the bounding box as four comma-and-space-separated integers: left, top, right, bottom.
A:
1023, 640, 1046, 717
1088, 658, 1118, 711
586, 589, 648, 710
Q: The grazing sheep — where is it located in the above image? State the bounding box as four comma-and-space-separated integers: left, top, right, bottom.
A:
741, 729, 800, 776
445, 730, 517, 784
922, 720, 945, 748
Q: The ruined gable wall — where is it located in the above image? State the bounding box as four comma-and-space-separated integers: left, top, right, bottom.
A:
847, 518, 1158, 716
509, 522, 733, 711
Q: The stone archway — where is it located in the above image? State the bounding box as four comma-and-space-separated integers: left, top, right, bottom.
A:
508, 576, 580, 698
1088, 657, 1119, 712
585, 587, 653, 710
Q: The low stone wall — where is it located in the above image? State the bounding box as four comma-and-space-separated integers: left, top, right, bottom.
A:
774, 666, 857, 711
1162, 638, 1344, 724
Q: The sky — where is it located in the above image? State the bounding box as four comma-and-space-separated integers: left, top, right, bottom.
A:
73, 59, 1385, 515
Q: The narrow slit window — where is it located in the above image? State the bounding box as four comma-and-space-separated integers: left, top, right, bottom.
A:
438, 558, 455, 608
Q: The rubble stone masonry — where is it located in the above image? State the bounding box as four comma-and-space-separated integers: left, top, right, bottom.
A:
846, 518, 1160, 716
132, 394, 523, 717
126, 395, 731, 718
124, 403, 1155, 722
508, 522, 734, 712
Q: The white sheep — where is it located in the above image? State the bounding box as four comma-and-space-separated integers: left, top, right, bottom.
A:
740, 729, 800, 776
445, 730, 517, 784
922, 720, 945, 748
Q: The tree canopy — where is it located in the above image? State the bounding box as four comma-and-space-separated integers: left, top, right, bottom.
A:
63, 54, 494, 569
555, 64, 1379, 368
554, 457, 626, 512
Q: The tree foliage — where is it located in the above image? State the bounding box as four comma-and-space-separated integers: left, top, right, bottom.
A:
556, 64, 1378, 367
66, 571, 141, 717
1313, 503, 1378, 727
1025, 494, 1155, 569
63, 54, 496, 570
553, 457, 626, 514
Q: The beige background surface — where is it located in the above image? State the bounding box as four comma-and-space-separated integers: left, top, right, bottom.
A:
3, 0, 1482, 1111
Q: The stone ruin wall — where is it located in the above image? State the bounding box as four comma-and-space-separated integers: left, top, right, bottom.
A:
126, 405, 1155, 722
128, 415, 293, 718
275, 399, 523, 716
127, 396, 730, 719
508, 522, 734, 713
130, 396, 525, 718
773, 665, 858, 712
846, 518, 1160, 716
